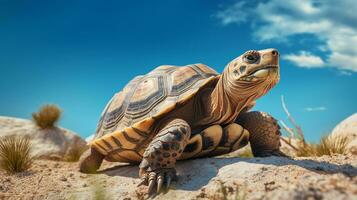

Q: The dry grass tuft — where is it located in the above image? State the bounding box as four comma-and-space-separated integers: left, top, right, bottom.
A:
64, 145, 88, 162
0, 136, 33, 173
209, 180, 246, 200
220, 146, 254, 159
315, 135, 348, 156
93, 184, 107, 200
295, 135, 348, 157
32, 104, 62, 129
235, 147, 254, 158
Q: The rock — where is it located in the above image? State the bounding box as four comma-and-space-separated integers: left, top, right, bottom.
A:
331, 113, 357, 154
0, 116, 87, 160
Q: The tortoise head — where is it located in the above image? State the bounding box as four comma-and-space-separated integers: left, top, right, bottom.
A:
223, 48, 280, 99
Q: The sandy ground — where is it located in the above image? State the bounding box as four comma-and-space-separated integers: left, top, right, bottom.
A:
0, 155, 356, 200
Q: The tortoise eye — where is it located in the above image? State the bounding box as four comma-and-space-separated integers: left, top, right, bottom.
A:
243, 53, 259, 64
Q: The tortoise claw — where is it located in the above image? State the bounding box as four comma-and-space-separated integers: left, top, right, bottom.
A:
137, 176, 148, 187
139, 168, 177, 197
165, 176, 172, 191
157, 173, 164, 193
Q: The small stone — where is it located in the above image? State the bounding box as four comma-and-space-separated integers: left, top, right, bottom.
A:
80, 174, 87, 178
60, 177, 67, 181
83, 183, 88, 187
69, 173, 74, 177
261, 167, 268, 171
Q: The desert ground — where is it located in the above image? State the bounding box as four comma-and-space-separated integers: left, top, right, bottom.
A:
0, 154, 356, 200
1, 113, 357, 200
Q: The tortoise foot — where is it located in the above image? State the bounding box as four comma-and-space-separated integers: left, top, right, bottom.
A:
137, 118, 190, 197
138, 168, 177, 197
78, 148, 104, 174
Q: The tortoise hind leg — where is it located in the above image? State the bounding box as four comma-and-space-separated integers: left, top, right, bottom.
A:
236, 111, 287, 157
138, 118, 191, 197
79, 147, 105, 174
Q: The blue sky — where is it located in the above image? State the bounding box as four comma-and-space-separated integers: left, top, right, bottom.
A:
1, 0, 356, 142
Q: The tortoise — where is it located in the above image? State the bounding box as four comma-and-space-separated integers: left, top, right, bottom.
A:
79, 48, 285, 196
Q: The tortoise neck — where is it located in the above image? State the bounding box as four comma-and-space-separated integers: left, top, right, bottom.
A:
197, 75, 252, 126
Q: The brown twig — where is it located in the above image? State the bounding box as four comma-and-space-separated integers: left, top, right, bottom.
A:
280, 137, 299, 152
280, 95, 305, 144
279, 120, 295, 140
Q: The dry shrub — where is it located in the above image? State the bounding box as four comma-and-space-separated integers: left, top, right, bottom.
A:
0, 136, 33, 173
32, 104, 62, 129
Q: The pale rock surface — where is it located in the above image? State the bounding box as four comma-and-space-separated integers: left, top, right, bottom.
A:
331, 113, 357, 154
0, 116, 86, 160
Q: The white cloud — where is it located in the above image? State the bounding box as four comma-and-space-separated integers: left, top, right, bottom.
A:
283, 51, 324, 68
215, 2, 247, 25
339, 71, 352, 76
215, 0, 357, 72
305, 107, 327, 112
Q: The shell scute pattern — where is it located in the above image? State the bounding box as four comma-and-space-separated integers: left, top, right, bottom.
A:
91, 64, 219, 162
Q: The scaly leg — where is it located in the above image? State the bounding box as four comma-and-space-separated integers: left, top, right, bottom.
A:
180, 125, 223, 159
236, 111, 287, 157
207, 123, 250, 156
181, 124, 249, 158
138, 118, 191, 196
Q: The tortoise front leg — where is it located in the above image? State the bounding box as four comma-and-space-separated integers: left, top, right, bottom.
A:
236, 111, 287, 157
138, 118, 191, 197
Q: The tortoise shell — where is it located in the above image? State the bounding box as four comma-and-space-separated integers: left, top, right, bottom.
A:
91, 64, 219, 162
